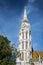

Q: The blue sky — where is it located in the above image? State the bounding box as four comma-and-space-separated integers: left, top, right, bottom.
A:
0, 0, 43, 51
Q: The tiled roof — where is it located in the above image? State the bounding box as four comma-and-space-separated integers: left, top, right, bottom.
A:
32, 51, 43, 60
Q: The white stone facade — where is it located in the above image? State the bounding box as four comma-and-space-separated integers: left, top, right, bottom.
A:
33, 61, 43, 65
16, 7, 32, 65
16, 8, 43, 65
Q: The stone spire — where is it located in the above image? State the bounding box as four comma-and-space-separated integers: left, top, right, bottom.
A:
23, 7, 28, 20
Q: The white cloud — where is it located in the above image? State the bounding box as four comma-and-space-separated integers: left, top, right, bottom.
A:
26, 0, 38, 15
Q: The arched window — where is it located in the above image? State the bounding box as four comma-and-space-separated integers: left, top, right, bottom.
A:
22, 41, 24, 49
29, 41, 31, 46
26, 31, 28, 39
22, 32, 24, 39
25, 53, 27, 60
26, 41, 28, 49
22, 52, 24, 60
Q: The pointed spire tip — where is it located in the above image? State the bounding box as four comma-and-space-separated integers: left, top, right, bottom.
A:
24, 6, 27, 19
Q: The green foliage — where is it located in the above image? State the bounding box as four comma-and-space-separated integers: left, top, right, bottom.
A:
0, 35, 16, 65
0, 35, 11, 59
0, 35, 20, 65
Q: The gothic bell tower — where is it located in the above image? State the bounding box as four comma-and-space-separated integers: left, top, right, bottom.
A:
16, 7, 32, 65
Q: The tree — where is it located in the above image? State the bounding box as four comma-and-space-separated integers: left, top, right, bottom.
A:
10, 44, 21, 65
0, 35, 20, 65
0, 35, 12, 65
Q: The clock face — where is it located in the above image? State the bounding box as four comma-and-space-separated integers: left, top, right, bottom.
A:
22, 23, 29, 29
23, 23, 27, 28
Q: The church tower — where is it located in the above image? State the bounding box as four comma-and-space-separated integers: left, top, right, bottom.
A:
16, 7, 32, 65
